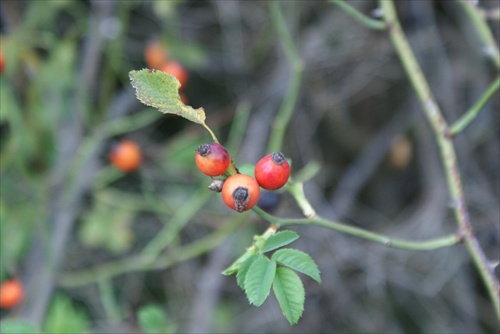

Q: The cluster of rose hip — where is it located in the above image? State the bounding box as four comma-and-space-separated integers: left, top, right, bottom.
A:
194, 142, 290, 212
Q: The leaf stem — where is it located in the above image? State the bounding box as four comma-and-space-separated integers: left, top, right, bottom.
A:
329, 0, 386, 30
379, 0, 499, 318
449, 75, 500, 136
268, 0, 303, 153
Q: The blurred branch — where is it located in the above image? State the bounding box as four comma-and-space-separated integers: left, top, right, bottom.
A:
329, 0, 386, 30
449, 75, 500, 136
457, 0, 500, 68
267, 0, 303, 153
379, 0, 500, 319
59, 214, 246, 288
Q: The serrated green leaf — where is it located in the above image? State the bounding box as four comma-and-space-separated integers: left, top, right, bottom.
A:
236, 254, 258, 289
271, 248, 321, 283
262, 230, 299, 253
244, 256, 276, 306
273, 267, 305, 325
129, 69, 206, 124
222, 248, 257, 276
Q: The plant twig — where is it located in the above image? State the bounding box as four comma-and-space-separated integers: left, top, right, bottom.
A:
329, 0, 386, 30
252, 190, 460, 252
458, 0, 500, 68
268, 0, 303, 153
449, 75, 500, 136
379, 0, 499, 319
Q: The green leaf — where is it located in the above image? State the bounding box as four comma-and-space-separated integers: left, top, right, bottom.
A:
244, 256, 276, 306
137, 304, 176, 334
222, 248, 257, 276
0, 320, 40, 334
271, 248, 321, 283
273, 267, 305, 325
129, 69, 206, 125
43, 294, 90, 334
262, 230, 299, 253
236, 254, 258, 289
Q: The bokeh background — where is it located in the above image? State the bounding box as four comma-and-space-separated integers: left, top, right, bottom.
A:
0, 0, 499, 333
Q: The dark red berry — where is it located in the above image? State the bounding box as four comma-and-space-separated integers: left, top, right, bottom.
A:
254, 152, 290, 190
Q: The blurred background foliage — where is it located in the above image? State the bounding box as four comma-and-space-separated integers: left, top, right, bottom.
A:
0, 0, 499, 333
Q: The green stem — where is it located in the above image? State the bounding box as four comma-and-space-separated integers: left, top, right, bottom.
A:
252, 207, 460, 251
202, 122, 220, 144
449, 75, 500, 136
268, 0, 303, 153
380, 0, 499, 319
458, 0, 500, 68
329, 0, 386, 30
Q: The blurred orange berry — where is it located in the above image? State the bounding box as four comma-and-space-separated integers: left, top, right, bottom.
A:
160, 60, 188, 88
144, 41, 169, 69
0, 279, 24, 309
109, 140, 142, 172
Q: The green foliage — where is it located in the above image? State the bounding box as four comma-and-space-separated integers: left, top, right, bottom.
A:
137, 304, 177, 334
43, 294, 90, 334
244, 256, 276, 306
273, 267, 305, 325
129, 69, 206, 125
236, 254, 259, 289
0, 320, 40, 334
272, 248, 321, 283
262, 230, 299, 253
226, 229, 321, 324
78, 199, 135, 254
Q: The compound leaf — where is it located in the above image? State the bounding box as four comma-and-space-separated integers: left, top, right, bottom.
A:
262, 230, 299, 253
273, 267, 305, 325
271, 248, 321, 283
244, 256, 276, 306
129, 69, 206, 125
236, 254, 259, 289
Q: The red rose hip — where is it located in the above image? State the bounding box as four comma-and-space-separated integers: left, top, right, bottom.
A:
195, 142, 230, 177
222, 174, 260, 212
254, 152, 290, 190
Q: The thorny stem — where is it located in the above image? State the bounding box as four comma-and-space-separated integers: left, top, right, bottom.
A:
379, 0, 499, 319
449, 75, 500, 136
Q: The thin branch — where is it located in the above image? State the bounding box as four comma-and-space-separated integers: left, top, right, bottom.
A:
252, 206, 460, 251
267, 0, 303, 153
329, 0, 386, 30
449, 75, 500, 136
379, 0, 499, 319
458, 0, 500, 68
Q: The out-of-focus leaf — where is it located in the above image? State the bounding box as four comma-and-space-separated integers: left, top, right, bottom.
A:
43, 294, 89, 334
0, 320, 39, 334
